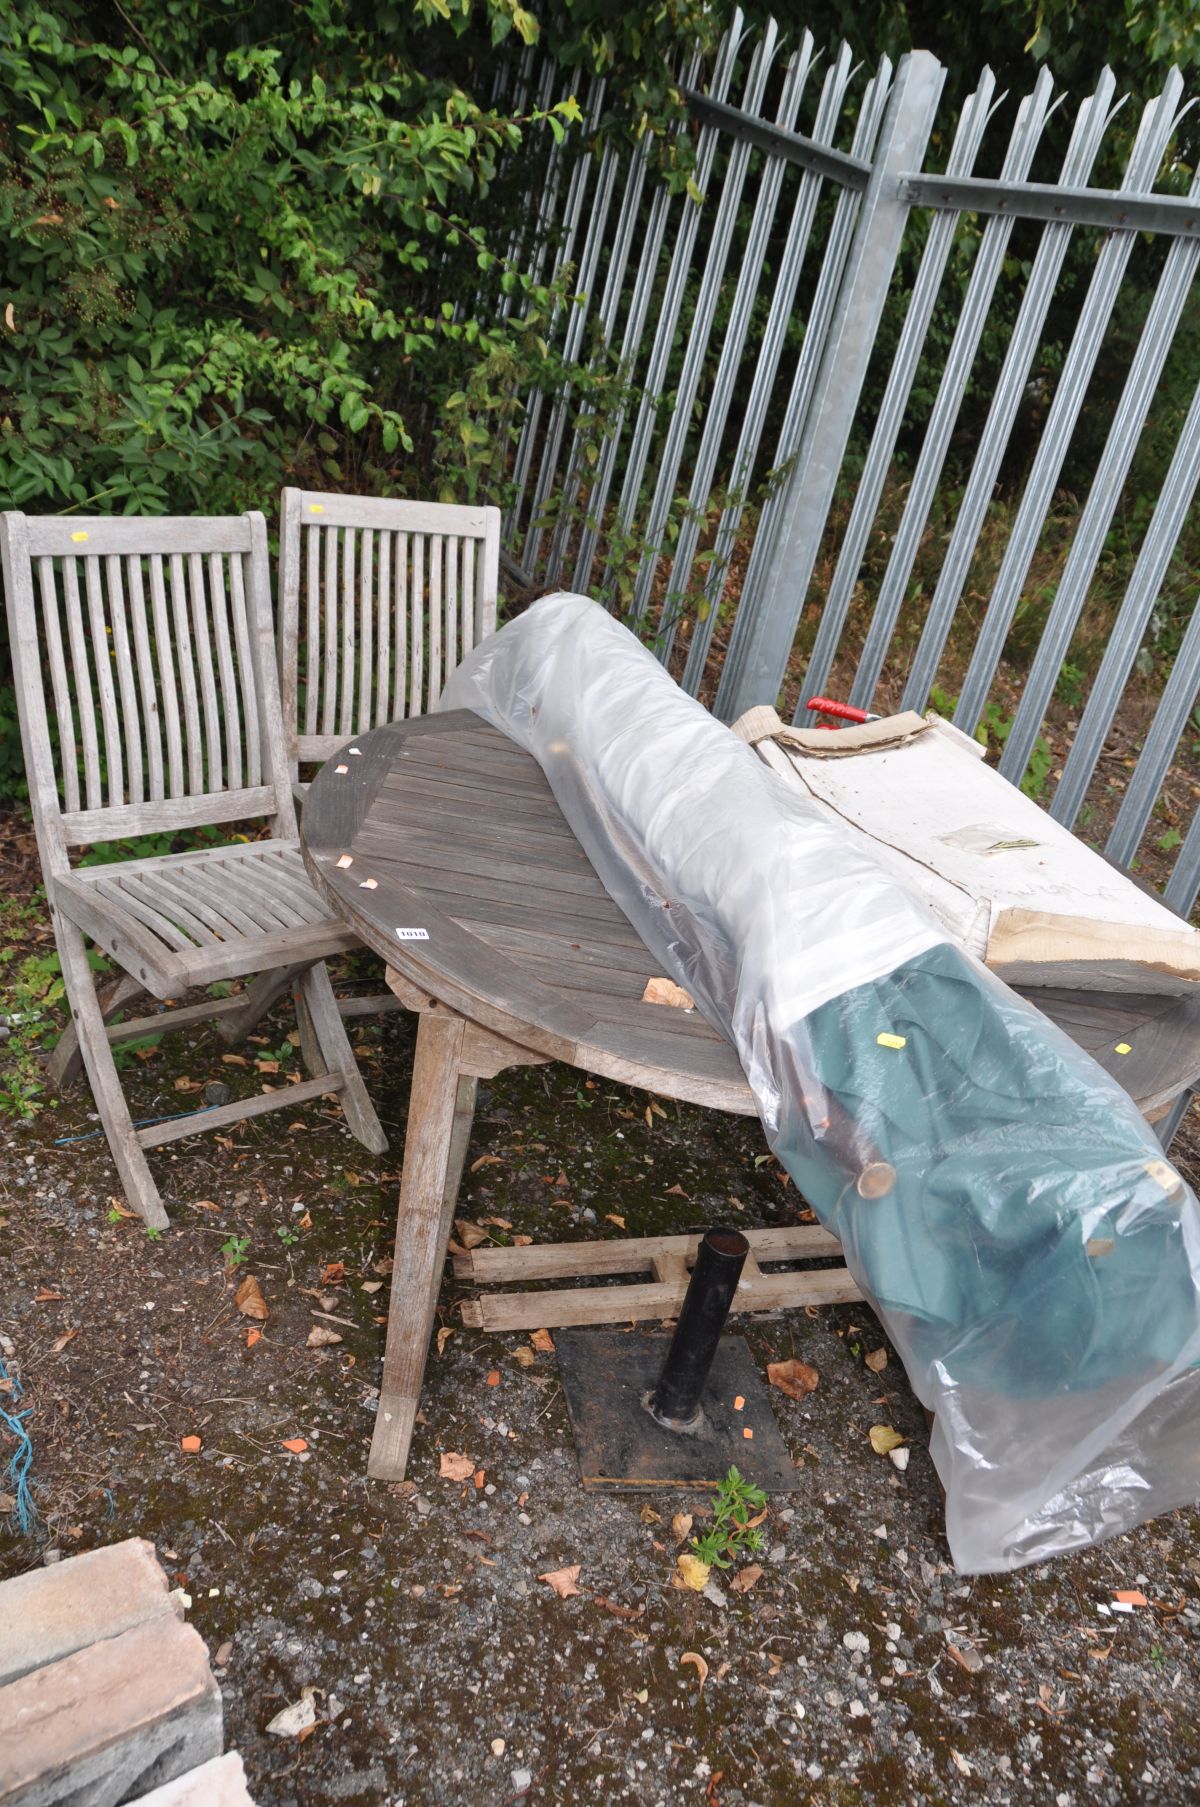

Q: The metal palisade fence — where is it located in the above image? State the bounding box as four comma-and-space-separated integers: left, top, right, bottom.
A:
500, 13, 1200, 914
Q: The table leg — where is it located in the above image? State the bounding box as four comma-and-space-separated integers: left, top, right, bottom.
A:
368, 1009, 467, 1482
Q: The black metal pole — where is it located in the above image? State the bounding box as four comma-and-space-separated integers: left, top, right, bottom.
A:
649, 1228, 749, 1431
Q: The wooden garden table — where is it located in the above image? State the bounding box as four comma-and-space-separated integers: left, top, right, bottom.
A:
301, 710, 1200, 1482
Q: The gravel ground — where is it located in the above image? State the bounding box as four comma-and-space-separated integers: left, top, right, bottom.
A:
2, 873, 1199, 1805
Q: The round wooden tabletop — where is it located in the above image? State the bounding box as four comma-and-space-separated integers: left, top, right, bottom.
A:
299, 711, 757, 1113
301, 710, 1200, 1124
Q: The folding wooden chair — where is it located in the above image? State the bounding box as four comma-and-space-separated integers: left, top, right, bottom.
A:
278, 488, 501, 791
276, 488, 501, 1022
0, 510, 387, 1229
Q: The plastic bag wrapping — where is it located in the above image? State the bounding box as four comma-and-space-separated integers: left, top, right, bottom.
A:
440, 593, 1200, 1572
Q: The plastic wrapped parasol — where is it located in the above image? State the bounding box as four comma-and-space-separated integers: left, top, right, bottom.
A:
441, 593, 1200, 1572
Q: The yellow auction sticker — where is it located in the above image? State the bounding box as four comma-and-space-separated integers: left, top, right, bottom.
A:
70, 530, 89, 542
876, 1032, 907, 1050
1114, 1041, 1132, 1055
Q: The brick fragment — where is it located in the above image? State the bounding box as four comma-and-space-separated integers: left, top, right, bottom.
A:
123, 1752, 255, 1806
0, 1538, 177, 1688
0, 1613, 221, 1807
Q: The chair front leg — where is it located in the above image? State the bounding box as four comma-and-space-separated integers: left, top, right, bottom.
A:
51, 911, 168, 1231
368, 1009, 467, 1481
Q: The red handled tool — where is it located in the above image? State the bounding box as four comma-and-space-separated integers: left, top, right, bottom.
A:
805, 696, 881, 727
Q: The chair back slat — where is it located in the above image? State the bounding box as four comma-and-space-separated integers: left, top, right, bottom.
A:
84, 556, 127, 806
206, 552, 242, 791
461, 537, 477, 665
303, 524, 321, 737
62, 558, 105, 811
167, 553, 204, 790
228, 552, 262, 790
393, 531, 409, 727
105, 554, 146, 806
338, 527, 356, 737
427, 535, 443, 715
125, 556, 164, 802
36, 557, 80, 814
375, 530, 392, 729
278, 489, 501, 769
409, 533, 425, 721
357, 529, 374, 730
186, 551, 223, 790
0, 511, 291, 867
147, 554, 184, 796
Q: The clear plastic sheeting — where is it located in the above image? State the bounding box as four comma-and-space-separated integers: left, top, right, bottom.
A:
441, 593, 1200, 1573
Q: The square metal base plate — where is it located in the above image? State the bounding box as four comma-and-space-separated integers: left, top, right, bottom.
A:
555, 1328, 803, 1494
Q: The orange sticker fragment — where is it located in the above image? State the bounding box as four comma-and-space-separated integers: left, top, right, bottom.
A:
180, 1435, 202, 1453
281, 1437, 309, 1454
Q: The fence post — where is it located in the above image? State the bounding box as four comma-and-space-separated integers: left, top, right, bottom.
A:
714, 50, 944, 723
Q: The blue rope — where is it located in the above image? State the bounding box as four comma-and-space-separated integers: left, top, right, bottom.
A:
0, 1359, 38, 1536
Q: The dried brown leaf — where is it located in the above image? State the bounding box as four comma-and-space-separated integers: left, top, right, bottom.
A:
670, 1512, 693, 1545
864, 1347, 888, 1373
766, 1358, 819, 1401
679, 1651, 709, 1687
439, 1452, 475, 1482
673, 1553, 711, 1592
453, 1218, 488, 1250
234, 1275, 269, 1321
306, 1325, 342, 1348
530, 1328, 555, 1353
730, 1564, 763, 1594
436, 1326, 454, 1356
538, 1564, 583, 1598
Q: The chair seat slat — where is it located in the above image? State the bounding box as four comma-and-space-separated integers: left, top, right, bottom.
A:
89, 872, 198, 953
125, 870, 224, 944
210, 855, 310, 931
